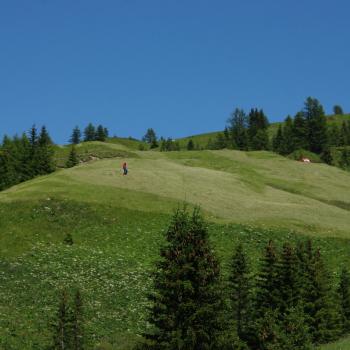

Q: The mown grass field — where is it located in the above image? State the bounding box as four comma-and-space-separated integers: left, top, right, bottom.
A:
1, 142, 350, 349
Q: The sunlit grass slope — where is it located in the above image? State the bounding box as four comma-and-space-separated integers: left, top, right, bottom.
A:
1, 143, 350, 348
318, 336, 350, 350
5, 148, 350, 237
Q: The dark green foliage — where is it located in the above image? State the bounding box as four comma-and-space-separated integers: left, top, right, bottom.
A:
228, 244, 252, 344
272, 125, 283, 154
248, 109, 269, 150
338, 268, 350, 334
141, 207, 224, 349
292, 112, 308, 150
0, 126, 55, 191
84, 123, 96, 142
51, 289, 86, 350
66, 146, 79, 168
159, 138, 180, 152
143, 128, 158, 148
227, 108, 248, 150
333, 105, 344, 115
70, 126, 82, 144
298, 242, 340, 344
213, 132, 227, 150
187, 139, 194, 150
320, 147, 333, 165
339, 148, 350, 169
303, 97, 328, 154
340, 122, 350, 146
96, 125, 107, 142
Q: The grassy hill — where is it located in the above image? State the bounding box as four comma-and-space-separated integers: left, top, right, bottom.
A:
1, 141, 350, 348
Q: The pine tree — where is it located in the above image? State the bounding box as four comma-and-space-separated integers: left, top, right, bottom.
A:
277, 243, 300, 314
328, 124, 341, 147
250, 129, 269, 151
143, 128, 158, 148
320, 147, 333, 165
339, 148, 350, 169
272, 125, 283, 154
280, 116, 295, 155
84, 123, 96, 142
303, 97, 328, 154
333, 105, 343, 115
338, 268, 350, 334
214, 133, 227, 150
187, 139, 194, 150
292, 112, 308, 150
37, 126, 55, 174
228, 244, 252, 344
339, 122, 349, 146
228, 108, 248, 150
66, 146, 79, 168
70, 127, 81, 145
299, 242, 340, 344
96, 125, 107, 142
255, 241, 281, 315
141, 208, 224, 349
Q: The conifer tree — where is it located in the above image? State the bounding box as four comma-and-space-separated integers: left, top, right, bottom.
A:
303, 97, 328, 154
339, 122, 349, 146
299, 242, 340, 343
142, 208, 225, 349
37, 126, 55, 174
272, 125, 283, 154
338, 268, 350, 334
280, 116, 295, 155
277, 243, 300, 314
187, 139, 194, 150
84, 123, 96, 142
333, 105, 343, 115
327, 124, 341, 147
228, 244, 252, 344
96, 125, 107, 142
292, 112, 308, 150
70, 127, 81, 145
228, 108, 248, 150
143, 128, 158, 148
255, 240, 281, 315
66, 146, 79, 168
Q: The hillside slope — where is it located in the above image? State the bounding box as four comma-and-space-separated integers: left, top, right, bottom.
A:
1, 144, 350, 349
3, 148, 350, 238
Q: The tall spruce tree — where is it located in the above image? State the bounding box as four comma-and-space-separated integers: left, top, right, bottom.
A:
299, 242, 340, 344
84, 123, 96, 142
228, 244, 252, 344
272, 125, 284, 154
338, 268, 350, 334
303, 97, 328, 154
227, 108, 248, 150
280, 116, 295, 155
292, 112, 308, 150
96, 125, 107, 142
37, 126, 55, 174
141, 207, 225, 349
70, 127, 81, 145
66, 146, 79, 168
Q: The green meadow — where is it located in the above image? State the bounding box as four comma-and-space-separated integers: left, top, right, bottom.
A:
1, 143, 350, 349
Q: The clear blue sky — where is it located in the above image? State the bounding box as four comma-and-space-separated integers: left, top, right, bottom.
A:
1, 0, 349, 144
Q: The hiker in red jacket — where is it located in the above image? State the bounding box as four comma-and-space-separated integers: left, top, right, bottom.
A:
122, 162, 128, 175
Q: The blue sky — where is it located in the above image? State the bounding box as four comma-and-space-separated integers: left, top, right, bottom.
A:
1, 0, 349, 143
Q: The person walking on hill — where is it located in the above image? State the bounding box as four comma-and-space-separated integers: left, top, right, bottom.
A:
122, 162, 128, 175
